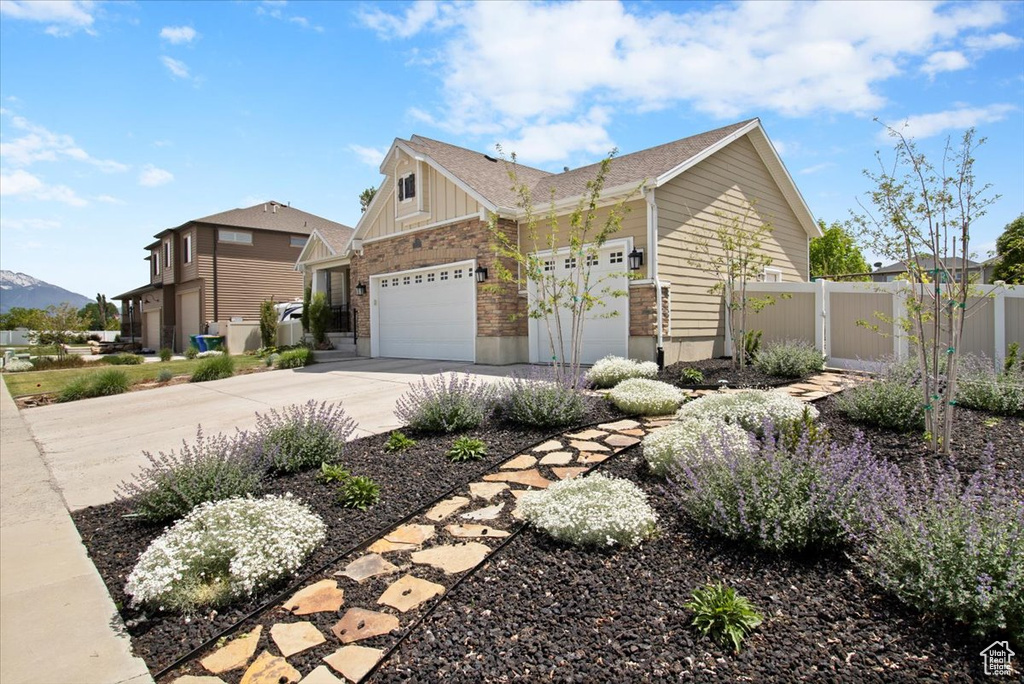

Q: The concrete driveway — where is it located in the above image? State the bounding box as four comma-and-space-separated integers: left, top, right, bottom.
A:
22, 357, 527, 511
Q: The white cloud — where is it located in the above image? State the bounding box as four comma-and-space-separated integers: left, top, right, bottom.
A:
0, 217, 61, 231
0, 109, 128, 172
799, 162, 836, 175
964, 32, 1023, 52
349, 144, 386, 166
358, 0, 454, 40
922, 50, 969, 77
0, 0, 97, 36
496, 108, 615, 164
0, 169, 88, 206
255, 0, 323, 32
139, 165, 174, 187
881, 104, 1017, 140
160, 56, 192, 80
96, 194, 125, 204
160, 26, 198, 44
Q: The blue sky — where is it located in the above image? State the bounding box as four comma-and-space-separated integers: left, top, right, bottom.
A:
1, 0, 1022, 300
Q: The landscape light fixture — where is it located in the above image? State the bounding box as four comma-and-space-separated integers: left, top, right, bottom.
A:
475, 265, 488, 283
355, 282, 367, 296
628, 248, 644, 271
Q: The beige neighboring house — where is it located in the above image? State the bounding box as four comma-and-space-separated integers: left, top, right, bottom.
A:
296, 118, 820, 365
116, 201, 352, 351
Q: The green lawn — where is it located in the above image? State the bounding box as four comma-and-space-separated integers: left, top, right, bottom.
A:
2, 355, 267, 398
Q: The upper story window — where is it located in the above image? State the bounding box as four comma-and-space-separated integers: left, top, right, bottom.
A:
183, 233, 193, 264
397, 173, 416, 202
163, 241, 171, 269
153, 252, 160, 276
290, 236, 307, 248
219, 229, 253, 245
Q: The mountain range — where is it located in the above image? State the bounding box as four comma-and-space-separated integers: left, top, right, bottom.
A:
0, 270, 93, 313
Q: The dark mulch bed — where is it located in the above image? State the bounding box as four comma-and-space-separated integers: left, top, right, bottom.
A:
375, 403, 1022, 683
73, 399, 622, 675
660, 357, 797, 389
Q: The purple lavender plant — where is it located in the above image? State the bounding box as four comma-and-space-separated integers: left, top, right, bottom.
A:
253, 400, 357, 473
394, 373, 494, 433
496, 366, 588, 428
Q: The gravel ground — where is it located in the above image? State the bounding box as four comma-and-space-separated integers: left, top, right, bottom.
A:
660, 358, 795, 389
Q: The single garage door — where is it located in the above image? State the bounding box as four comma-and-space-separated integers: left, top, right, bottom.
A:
373, 262, 476, 361
178, 290, 201, 351
144, 310, 161, 349
529, 245, 629, 365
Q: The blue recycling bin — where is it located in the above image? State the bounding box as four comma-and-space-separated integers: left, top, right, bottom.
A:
195, 335, 209, 352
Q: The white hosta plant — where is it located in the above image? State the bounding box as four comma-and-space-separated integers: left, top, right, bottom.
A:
676, 389, 816, 435
608, 378, 688, 416
586, 355, 659, 389
643, 417, 755, 477
519, 473, 658, 548
125, 494, 325, 612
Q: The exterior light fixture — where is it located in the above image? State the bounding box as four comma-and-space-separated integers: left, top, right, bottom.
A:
475, 265, 488, 283
628, 248, 644, 271
355, 282, 367, 296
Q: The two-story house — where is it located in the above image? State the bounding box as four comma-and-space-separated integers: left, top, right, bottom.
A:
116, 201, 352, 351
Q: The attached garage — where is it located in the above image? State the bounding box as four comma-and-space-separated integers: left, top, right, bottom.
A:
178, 290, 202, 352
528, 243, 630, 365
370, 260, 476, 362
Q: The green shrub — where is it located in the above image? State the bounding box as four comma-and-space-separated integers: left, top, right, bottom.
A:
384, 431, 416, 453
57, 376, 92, 402
308, 291, 330, 346
685, 583, 763, 653
157, 369, 174, 383
676, 390, 817, 436
256, 400, 357, 473
834, 378, 924, 431
753, 339, 824, 378
496, 374, 586, 428
259, 299, 278, 349
91, 369, 130, 396
608, 378, 687, 416
338, 475, 380, 510
116, 428, 266, 523
190, 355, 235, 382
679, 367, 705, 384
741, 330, 762, 366
184, 346, 199, 360
955, 355, 1024, 417
447, 436, 487, 462
106, 353, 144, 365
520, 473, 658, 548
275, 348, 313, 369
586, 355, 659, 389
317, 462, 351, 484
159, 347, 173, 362
31, 355, 85, 370
394, 373, 492, 433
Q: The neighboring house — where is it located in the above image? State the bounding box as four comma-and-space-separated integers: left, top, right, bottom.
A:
295, 118, 820, 365
116, 201, 352, 351
870, 256, 986, 284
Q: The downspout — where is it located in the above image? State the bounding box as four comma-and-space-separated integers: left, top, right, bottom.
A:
212, 227, 219, 323
645, 188, 665, 368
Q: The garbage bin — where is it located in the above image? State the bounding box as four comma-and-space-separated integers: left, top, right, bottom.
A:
195, 335, 209, 352
189, 334, 200, 351
205, 335, 226, 352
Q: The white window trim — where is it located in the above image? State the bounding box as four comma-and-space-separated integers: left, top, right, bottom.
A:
218, 229, 253, 245
763, 267, 783, 283
183, 233, 193, 264
163, 240, 171, 269
290, 235, 307, 248
398, 172, 416, 204
153, 252, 160, 276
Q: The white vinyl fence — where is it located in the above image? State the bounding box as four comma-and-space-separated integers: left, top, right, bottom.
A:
744, 281, 1023, 371
0, 329, 120, 346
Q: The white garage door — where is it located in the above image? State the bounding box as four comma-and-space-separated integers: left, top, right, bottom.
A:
373, 262, 476, 361
529, 245, 629, 365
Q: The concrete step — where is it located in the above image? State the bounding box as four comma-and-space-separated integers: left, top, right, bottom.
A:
312, 348, 359, 363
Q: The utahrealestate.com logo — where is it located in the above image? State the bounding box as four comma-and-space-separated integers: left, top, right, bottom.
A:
980, 641, 1016, 676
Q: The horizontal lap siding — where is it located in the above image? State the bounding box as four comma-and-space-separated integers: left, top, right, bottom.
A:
657, 135, 809, 339
209, 229, 305, 321
519, 199, 647, 254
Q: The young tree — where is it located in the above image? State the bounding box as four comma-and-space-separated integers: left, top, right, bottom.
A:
810, 220, 870, 280
308, 291, 331, 348
991, 214, 1024, 284
259, 299, 278, 349
686, 205, 776, 369
30, 303, 87, 358
359, 187, 377, 213
488, 151, 637, 384
855, 125, 997, 456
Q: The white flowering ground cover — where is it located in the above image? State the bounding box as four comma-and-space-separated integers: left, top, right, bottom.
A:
586, 355, 660, 388
642, 417, 755, 477
2, 359, 34, 372
676, 389, 816, 434
125, 494, 325, 612
608, 378, 688, 415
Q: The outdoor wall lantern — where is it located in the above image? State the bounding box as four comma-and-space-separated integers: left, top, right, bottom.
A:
628, 248, 644, 271
475, 265, 488, 283
355, 282, 367, 296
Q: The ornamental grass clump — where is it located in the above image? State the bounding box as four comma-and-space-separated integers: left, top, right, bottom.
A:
585, 355, 659, 389
954, 354, 1024, 417
642, 417, 754, 477
190, 355, 235, 382
667, 421, 902, 552
394, 373, 493, 433
255, 400, 357, 473
676, 390, 816, 436
496, 371, 586, 428
125, 494, 325, 613
90, 368, 131, 396
752, 339, 824, 378
519, 473, 658, 548
851, 453, 1024, 639
608, 378, 687, 416
116, 428, 267, 523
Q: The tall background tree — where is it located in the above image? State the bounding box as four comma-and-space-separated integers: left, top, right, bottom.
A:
810, 220, 870, 280
991, 214, 1024, 284
78, 298, 120, 330
359, 187, 377, 213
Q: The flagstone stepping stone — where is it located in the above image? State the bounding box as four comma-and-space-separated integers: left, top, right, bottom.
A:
447, 524, 510, 539
532, 440, 563, 452
801, 391, 829, 400
569, 440, 610, 452
201, 625, 262, 674
539, 451, 573, 465
283, 579, 345, 615
410, 542, 491, 574
239, 651, 300, 684
461, 502, 504, 520
332, 608, 400, 644
645, 419, 675, 427
598, 419, 640, 431
482, 469, 552, 489
605, 434, 640, 449
468, 481, 509, 500
377, 573, 444, 612
565, 428, 607, 440
500, 454, 538, 469
619, 428, 646, 436
424, 496, 470, 522
335, 554, 400, 584
271, 621, 327, 657
552, 467, 588, 480
577, 452, 610, 464
368, 524, 435, 552
172, 677, 225, 684
298, 665, 343, 684
509, 490, 529, 500
324, 645, 383, 683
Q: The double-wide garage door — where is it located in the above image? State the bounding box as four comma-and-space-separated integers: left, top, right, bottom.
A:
372, 262, 476, 362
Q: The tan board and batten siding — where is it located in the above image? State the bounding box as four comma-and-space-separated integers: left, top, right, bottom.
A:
656, 135, 809, 341
363, 162, 482, 241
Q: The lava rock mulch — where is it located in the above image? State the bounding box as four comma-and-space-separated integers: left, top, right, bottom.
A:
375, 403, 1022, 683
72, 399, 622, 675
661, 357, 796, 389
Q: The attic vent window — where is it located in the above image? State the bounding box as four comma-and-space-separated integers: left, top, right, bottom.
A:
398, 173, 416, 202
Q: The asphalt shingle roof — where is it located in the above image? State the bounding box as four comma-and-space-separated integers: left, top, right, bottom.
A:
314, 223, 356, 253
874, 256, 983, 274
192, 201, 351, 236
